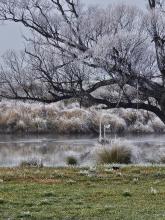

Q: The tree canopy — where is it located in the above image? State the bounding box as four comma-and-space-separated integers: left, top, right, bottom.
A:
1, 0, 165, 123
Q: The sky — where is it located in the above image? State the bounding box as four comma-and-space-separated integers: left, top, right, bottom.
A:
0, 0, 146, 57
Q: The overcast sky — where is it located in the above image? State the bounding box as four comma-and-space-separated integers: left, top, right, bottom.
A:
0, 0, 146, 57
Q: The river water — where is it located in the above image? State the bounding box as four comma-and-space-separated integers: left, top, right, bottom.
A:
0, 134, 165, 167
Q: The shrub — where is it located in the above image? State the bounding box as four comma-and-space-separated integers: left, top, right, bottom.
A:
122, 190, 132, 197
19, 159, 43, 168
1, 100, 165, 135
0, 198, 5, 204
97, 144, 132, 164
150, 117, 165, 133
66, 156, 78, 166
160, 156, 165, 164
128, 121, 154, 134
42, 192, 55, 197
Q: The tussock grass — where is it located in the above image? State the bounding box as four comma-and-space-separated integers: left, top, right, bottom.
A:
0, 198, 5, 204
122, 190, 132, 197
97, 144, 132, 164
19, 159, 43, 168
0, 100, 165, 134
160, 156, 165, 164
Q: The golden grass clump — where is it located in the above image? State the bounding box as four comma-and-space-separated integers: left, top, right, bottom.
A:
97, 144, 132, 164
19, 159, 43, 168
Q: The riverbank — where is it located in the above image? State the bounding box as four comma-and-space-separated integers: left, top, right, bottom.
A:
0, 166, 165, 219
0, 100, 165, 134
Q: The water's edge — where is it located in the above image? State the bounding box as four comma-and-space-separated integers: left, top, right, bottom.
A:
0, 134, 165, 167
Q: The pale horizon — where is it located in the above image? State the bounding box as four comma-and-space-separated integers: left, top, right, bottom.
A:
0, 0, 146, 58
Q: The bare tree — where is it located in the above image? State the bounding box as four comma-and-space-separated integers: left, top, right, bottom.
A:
1, 0, 165, 123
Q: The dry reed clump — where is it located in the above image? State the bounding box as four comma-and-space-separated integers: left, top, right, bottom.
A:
118, 109, 138, 125
128, 122, 154, 134
119, 109, 150, 126
59, 108, 87, 119
0, 110, 20, 132
0, 100, 165, 134
160, 155, 165, 164
102, 114, 126, 133
97, 143, 132, 164
89, 110, 126, 134
19, 158, 43, 168
88, 111, 100, 133
30, 117, 47, 132
149, 118, 165, 133
55, 118, 83, 134
16, 120, 27, 131
54, 108, 92, 134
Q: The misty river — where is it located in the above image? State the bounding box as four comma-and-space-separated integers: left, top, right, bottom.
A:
0, 134, 165, 167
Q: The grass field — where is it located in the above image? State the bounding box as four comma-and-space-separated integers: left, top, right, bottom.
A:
0, 166, 165, 220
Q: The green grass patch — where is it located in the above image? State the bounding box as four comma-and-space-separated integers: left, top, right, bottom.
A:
0, 166, 164, 219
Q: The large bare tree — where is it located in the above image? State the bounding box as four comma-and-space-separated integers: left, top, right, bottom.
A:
1, 0, 165, 123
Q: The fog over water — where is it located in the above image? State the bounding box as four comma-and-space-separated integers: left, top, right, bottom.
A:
0, 134, 165, 167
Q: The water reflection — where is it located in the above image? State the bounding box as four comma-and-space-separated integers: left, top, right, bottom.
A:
0, 134, 165, 167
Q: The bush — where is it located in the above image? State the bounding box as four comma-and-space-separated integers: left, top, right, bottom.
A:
66, 156, 78, 166
97, 145, 132, 164
122, 190, 132, 197
19, 159, 43, 168
160, 156, 165, 164
0, 198, 5, 204
0, 100, 165, 135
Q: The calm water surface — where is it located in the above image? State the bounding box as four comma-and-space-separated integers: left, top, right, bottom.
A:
0, 134, 165, 167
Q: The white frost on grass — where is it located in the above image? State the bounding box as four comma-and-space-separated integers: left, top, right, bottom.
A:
0, 100, 165, 134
